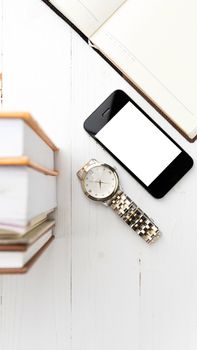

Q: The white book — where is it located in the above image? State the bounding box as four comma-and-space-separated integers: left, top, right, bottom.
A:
0, 209, 54, 236
0, 223, 54, 269
47, 0, 197, 141
0, 166, 57, 226
0, 112, 59, 170
0, 219, 55, 246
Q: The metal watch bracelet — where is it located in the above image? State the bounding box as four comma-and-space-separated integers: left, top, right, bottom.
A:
109, 190, 160, 244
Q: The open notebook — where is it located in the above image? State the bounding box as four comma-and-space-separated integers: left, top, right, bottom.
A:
43, 0, 197, 142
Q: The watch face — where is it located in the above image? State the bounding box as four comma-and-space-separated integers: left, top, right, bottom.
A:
83, 164, 118, 200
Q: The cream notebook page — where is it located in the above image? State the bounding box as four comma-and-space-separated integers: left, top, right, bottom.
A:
49, 0, 126, 37
91, 0, 197, 139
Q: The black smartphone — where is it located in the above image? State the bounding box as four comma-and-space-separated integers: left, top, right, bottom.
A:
84, 90, 193, 198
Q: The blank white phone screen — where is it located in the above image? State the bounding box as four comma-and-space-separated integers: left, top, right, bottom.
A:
96, 102, 181, 186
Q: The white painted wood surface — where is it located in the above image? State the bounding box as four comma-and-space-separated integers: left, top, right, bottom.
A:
0, 1, 197, 349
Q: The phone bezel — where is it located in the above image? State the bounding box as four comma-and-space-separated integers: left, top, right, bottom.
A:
84, 90, 193, 198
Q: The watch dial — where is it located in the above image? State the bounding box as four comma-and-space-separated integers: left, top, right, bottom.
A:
84, 165, 118, 200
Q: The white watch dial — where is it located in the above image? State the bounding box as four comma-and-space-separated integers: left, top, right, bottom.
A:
84, 165, 118, 200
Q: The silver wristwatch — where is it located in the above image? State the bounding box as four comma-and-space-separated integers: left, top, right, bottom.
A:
77, 159, 160, 244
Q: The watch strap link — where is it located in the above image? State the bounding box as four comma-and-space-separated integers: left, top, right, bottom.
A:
77, 159, 98, 180
110, 191, 160, 244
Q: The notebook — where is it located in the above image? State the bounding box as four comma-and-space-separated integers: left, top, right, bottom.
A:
43, 0, 197, 142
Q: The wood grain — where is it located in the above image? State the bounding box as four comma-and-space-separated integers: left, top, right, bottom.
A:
0, 0, 197, 350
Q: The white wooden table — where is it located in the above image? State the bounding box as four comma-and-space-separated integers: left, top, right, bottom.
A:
0, 1, 197, 349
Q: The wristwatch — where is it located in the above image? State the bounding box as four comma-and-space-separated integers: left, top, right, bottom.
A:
77, 159, 160, 244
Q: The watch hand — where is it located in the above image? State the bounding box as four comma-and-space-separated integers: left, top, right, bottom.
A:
88, 180, 103, 184
87, 180, 98, 183
88, 180, 110, 185
88, 180, 101, 183
96, 180, 110, 185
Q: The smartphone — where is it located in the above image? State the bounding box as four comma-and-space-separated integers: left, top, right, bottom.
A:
84, 90, 193, 198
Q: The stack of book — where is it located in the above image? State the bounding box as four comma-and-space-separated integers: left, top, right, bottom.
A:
0, 112, 58, 273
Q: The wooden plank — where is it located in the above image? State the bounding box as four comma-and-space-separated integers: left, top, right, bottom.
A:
0, 0, 2, 108
0, 238, 70, 349
0, 1, 72, 349
68, 9, 197, 350
0, 0, 197, 349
